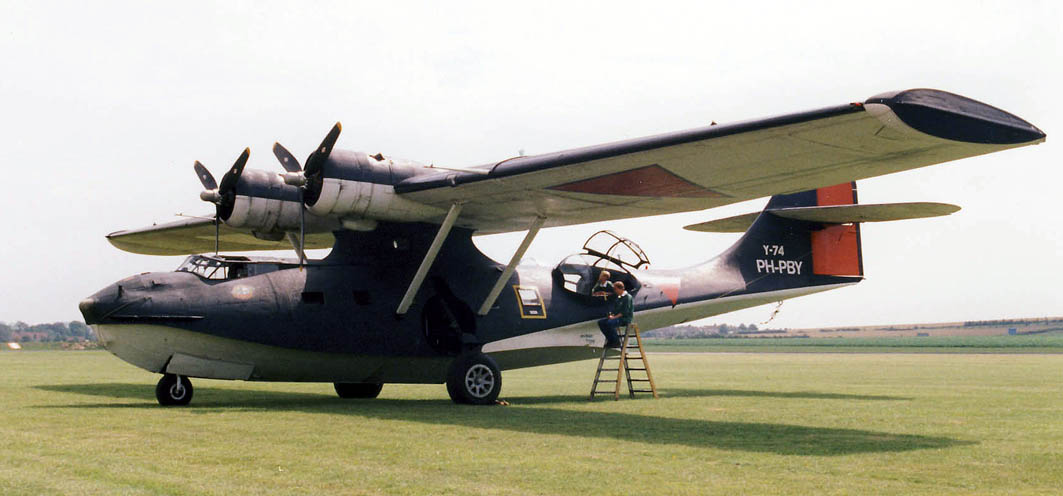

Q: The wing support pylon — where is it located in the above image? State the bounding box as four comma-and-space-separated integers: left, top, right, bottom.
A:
477, 216, 547, 316
396, 203, 463, 315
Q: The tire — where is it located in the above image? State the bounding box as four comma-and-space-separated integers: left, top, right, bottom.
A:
333, 382, 383, 399
155, 374, 193, 406
446, 353, 501, 405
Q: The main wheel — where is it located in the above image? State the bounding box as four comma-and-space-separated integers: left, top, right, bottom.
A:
334, 382, 383, 399
155, 374, 193, 406
446, 353, 501, 405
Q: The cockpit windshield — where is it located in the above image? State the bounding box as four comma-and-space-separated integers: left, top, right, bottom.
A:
176, 255, 250, 280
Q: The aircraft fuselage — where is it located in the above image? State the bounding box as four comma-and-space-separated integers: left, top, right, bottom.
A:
81, 217, 860, 384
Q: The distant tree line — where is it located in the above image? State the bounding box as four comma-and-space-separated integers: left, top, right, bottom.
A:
0, 321, 95, 343
963, 317, 1063, 327
644, 323, 787, 339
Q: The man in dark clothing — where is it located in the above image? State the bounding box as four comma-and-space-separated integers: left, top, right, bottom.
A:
597, 281, 633, 348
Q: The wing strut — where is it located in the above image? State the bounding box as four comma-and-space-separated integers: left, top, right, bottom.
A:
396, 203, 464, 315
285, 232, 307, 265
477, 215, 547, 316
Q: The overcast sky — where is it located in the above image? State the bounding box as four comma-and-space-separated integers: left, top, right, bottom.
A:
2, 1, 1060, 328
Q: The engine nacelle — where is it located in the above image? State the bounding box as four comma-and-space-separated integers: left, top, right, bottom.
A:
222, 169, 306, 232
306, 150, 444, 222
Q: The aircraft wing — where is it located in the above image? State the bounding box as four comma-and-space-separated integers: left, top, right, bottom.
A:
107, 216, 334, 256
395, 89, 1045, 233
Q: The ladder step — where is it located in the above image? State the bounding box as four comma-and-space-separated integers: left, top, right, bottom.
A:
591, 323, 656, 400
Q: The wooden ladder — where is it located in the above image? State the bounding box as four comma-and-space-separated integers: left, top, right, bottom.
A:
589, 323, 659, 400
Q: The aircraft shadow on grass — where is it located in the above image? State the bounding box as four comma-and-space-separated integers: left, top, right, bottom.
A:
36, 383, 965, 456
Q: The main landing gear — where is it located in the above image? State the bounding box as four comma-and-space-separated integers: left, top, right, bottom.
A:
155, 373, 193, 406
333, 382, 384, 399
446, 352, 502, 405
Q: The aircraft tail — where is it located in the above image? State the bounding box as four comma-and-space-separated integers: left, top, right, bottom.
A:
723, 182, 865, 292
683, 182, 959, 293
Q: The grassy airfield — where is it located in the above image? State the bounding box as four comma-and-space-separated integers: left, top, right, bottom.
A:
1, 351, 1061, 495
644, 333, 1063, 353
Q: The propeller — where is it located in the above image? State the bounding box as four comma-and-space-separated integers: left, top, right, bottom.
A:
271, 122, 342, 267
195, 148, 250, 255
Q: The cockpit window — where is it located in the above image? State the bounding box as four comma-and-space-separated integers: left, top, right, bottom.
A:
177, 255, 292, 280
176, 256, 234, 280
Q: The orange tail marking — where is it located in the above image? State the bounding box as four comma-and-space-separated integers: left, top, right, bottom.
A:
811, 182, 862, 276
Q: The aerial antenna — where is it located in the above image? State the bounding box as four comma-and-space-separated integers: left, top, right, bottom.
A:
193, 149, 250, 258
760, 301, 784, 325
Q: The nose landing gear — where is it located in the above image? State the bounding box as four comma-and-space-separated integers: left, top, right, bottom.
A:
156, 374, 194, 406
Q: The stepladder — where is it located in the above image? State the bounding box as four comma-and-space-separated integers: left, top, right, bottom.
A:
589, 323, 659, 400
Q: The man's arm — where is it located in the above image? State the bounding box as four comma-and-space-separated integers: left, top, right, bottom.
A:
608, 296, 622, 319
622, 294, 634, 321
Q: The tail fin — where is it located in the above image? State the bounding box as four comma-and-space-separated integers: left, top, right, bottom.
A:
724, 182, 864, 292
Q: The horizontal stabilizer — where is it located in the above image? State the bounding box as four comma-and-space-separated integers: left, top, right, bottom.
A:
683, 212, 760, 233
684, 202, 961, 233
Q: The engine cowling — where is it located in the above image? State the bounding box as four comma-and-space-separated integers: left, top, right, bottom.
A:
221, 169, 307, 232
305, 150, 443, 222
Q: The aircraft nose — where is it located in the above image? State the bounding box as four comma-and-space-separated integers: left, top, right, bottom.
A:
79, 282, 124, 325
79, 297, 101, 325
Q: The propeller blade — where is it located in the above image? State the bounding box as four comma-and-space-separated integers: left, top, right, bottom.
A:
193, 161, 218, 190
303, 122, 342, 176
218, 148, 251, 195
272, 142, 302, 173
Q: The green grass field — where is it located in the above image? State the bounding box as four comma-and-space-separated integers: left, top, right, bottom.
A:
2, 351, 1061, 495
644, 334, 1063, 353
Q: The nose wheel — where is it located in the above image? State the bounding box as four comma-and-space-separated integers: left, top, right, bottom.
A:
155, 374, 194, 406
446, 352, 501, 405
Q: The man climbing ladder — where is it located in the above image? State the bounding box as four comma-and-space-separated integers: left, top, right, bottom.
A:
597, 281, 633, 348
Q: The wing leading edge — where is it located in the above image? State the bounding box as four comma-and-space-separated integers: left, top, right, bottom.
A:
107, 216, 334, 256
395, 88, 1044, 233
106, 88, 1044, 255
